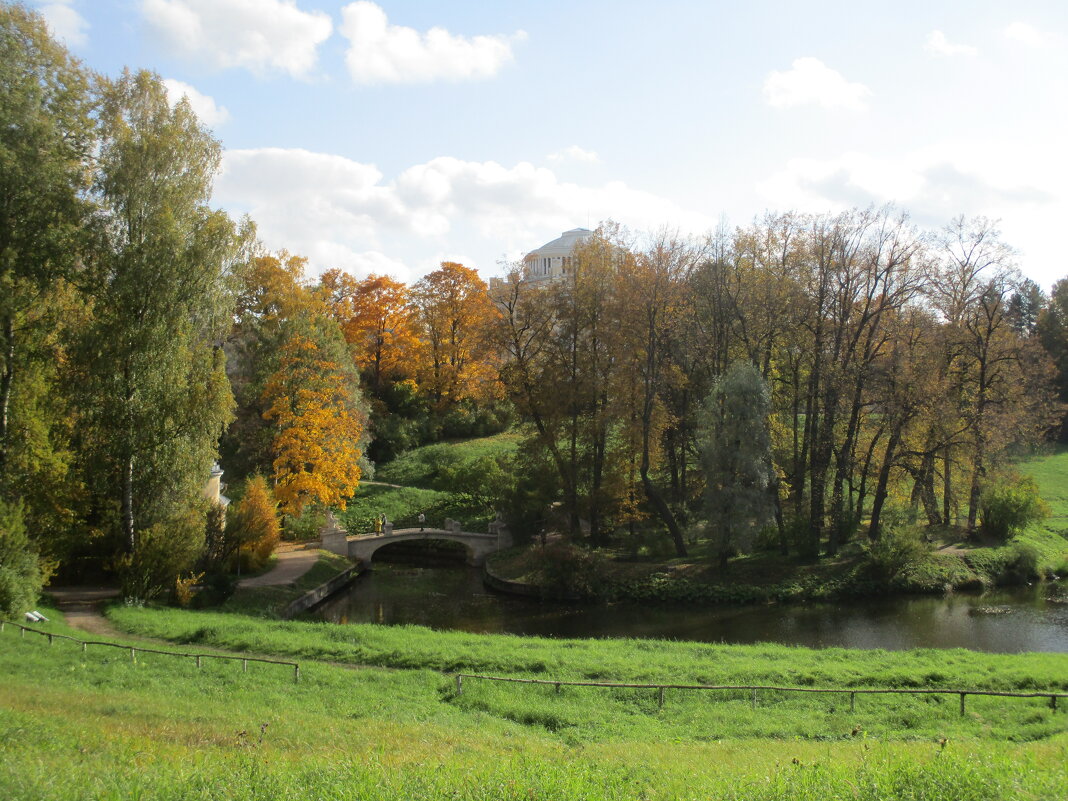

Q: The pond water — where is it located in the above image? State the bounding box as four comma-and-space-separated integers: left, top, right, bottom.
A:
316, 560, 1068, 654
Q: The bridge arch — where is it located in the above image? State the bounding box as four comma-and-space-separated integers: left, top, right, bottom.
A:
342, 527, 512, 567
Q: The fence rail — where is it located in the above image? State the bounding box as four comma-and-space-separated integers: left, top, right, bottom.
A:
453, 673, 1066, 716
1, 620, 301, 683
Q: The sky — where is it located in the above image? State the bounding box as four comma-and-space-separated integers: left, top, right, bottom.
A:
33, 0, 1068, 289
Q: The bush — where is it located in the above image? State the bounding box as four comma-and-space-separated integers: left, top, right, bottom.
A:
282, 505, 325, 542
529, 541, 608, 598
865, 525, 927, 583
116, 507, 205, 603
0, 500, 45, 615
980, 474, 1049, 542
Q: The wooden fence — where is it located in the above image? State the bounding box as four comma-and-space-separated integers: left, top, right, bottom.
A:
452, 673, 1067, 716
1, 620, 301, 683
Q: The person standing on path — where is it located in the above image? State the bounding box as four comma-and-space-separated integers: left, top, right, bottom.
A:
418, 512, 425, 531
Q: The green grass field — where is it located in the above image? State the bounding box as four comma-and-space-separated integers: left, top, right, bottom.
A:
2, 610, 1066, 800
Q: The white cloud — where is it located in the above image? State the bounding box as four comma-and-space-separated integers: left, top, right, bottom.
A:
340, 1, 525, 84
37, 1, 88, 47
141, 0, 332, 78
763, 57, 871, 110
756, 145, 1065, 286
162, 79, 230, 127
924, 30, 977, 56
1004, 21, 1046, 47
758, 148, 1054, 218
213, 148, 711, 279
547, 145, 600, 164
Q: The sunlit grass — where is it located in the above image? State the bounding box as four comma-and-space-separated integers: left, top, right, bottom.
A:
2, 613, 1066, 800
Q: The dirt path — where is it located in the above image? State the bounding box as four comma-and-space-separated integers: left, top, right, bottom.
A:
45, 586, 123, 637
237, 547, 319, 588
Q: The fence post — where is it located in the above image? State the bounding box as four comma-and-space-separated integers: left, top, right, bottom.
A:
243, 659, 248, 674
294, 664, 300, 684
455, 674, 463, 695
850, 692, 856, 713
658, 686, 665, 709
130, 648, 136, 664
959, 693, 966, 716
1050, 695, 1058, 712
196, 655, 201, 670
555, 683, 561, 694
20, 627, 25, 638
751, 688, 757, 710
48, 634, 53, 646
82, 641, 87, 653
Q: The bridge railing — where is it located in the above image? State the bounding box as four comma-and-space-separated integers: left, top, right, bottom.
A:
451, 673, 1066, 717
344, 512, 492, 536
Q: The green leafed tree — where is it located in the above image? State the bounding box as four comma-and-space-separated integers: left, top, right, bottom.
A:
0, 499, 45, 615
78, 70, 245, 578
0, 4, 94, 553
700, 362, 776, 566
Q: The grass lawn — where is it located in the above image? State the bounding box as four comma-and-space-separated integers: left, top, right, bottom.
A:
2, 608, 1066, 800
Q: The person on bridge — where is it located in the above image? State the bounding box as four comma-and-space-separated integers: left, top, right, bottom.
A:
418, 513, 425, 531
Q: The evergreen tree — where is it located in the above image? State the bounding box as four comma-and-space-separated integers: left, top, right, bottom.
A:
700, 362, 776, 566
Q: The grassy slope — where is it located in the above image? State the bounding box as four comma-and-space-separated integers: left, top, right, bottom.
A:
340, 431, 522, 533
1014, 447, 1068, 569
2, 612, 1066, 800
373, 431, 522, 488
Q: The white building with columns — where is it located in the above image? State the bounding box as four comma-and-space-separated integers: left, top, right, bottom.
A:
490, 228, 594, 293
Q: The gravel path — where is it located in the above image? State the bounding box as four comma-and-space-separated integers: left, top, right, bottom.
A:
237, 548, 319, 588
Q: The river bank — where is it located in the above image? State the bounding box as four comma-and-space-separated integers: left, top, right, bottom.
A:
485, 528, 1067, 606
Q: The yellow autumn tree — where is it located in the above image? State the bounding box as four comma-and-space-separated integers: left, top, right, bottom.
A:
226, 475, 281, 571
262, 316, 367, 515
410, 261, 501, 409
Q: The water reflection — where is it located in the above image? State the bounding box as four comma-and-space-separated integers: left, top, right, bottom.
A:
315, 562, 1068, 653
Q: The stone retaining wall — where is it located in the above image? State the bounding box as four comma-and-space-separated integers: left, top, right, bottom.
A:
281, 562, 364, 619
481, 560, 581, 602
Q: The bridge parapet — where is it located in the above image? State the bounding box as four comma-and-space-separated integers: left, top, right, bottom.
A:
347, 527, 512, 566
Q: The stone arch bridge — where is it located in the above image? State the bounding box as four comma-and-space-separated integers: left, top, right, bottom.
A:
320, 515, 512, 567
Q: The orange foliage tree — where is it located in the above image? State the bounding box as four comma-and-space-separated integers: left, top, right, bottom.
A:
410, 262, 501, 409
319, 270, 419, 392
261, 317, 367, 515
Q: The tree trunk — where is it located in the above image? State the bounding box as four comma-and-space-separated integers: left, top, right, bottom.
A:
122, 454, 136, 552
867, 425, 901, 540
942, 444, 953, 527
0, 315, 13, 476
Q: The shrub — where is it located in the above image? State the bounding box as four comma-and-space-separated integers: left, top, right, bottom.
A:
282, 505, 325, 542
0, 500, 45, 615
529, 541, 608, 598
117, 508, 205, 603
980, 474, 1049, 542
865, 525, 927, 583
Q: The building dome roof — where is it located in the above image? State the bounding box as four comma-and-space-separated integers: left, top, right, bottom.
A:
524, 228, 592, 260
